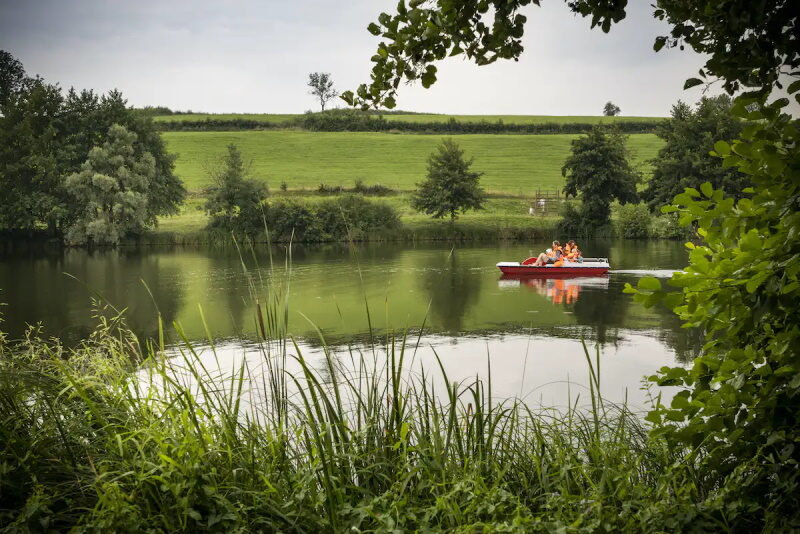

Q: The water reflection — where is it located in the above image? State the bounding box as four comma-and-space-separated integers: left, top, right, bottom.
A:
419, 250, 483, 334
0, 241, 695, 364
0, 247, 184, 344
499, 275, 608, 306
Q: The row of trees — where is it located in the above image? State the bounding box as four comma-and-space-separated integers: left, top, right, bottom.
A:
0, 51, 185, 244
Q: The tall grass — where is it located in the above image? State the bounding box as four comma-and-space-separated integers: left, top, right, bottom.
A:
0, 258, 718, 532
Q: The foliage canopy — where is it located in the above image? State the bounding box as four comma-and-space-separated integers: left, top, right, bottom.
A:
65, 124, 156, 245
643, 95, 747, 210
603, 101, 620, 116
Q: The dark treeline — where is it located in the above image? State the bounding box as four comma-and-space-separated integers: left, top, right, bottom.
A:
0, 51, 185, 244
154, 111, 663, 134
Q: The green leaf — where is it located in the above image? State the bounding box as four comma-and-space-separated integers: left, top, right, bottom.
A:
683, 78, 704, 89
637, 276, 662, 291
781, 281, 799, 294
367, 22, 382, 36
713, 141, 730, 156
421, 65, 438, 88
700, 182, 713, 198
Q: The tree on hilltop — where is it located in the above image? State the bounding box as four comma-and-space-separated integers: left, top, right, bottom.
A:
411, 138, 485, 222
308, 72, 338, 111
603, 101, 621, 116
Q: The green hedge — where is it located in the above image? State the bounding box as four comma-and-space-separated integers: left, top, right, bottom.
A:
154, 113, 662, 135
263, 195, 401, 242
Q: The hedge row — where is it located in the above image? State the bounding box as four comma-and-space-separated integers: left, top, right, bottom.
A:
154, 115, 662, 135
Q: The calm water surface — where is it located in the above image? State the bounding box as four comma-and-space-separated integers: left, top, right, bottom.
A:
0, 240, 696, 406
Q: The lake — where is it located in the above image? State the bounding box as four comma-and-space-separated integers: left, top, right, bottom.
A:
0, 239, 696, 407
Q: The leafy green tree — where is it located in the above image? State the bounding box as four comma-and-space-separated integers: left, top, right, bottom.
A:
411, 138, 485, 221
64, 124, 156, 245
307, 72, 337, 111
0, 78, 65, 232
629, 103, 800, 526
0, 49, 30, 106
643, 95, 746, 209
0, 52, 184, 237
561, 126, 638, 229
204, 144, 268, 235
603, 101, 620, 116
58, 88, 185, 226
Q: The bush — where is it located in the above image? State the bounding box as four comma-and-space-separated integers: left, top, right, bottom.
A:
650, 213, 691, 239
280, 181, 288, 192
317, 183, 344, 194
353, 179, 394, 196
154, 111, 663, 134
614, 203, 651, 238
261, 196, 401, 242
263, 201, 322, 242
315, 195, 401, 240
558, 200, 614, 238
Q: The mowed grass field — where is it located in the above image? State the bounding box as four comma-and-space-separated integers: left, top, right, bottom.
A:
154, 113, 663, 125
163, 131, 663, 194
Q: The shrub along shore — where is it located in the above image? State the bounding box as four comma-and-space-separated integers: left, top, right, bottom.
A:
137, 190, 684, 247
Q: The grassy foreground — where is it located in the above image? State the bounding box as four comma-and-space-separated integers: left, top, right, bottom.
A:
162, 131, 662, 193
0, 267, 727, 532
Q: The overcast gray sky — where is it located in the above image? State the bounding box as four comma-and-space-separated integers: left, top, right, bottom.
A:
0, 0, 729, 116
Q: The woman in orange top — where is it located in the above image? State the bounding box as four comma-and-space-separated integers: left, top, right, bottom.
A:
532, 241, 562, 266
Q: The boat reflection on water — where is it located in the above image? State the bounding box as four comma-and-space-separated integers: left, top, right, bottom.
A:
498, 275, 610, 305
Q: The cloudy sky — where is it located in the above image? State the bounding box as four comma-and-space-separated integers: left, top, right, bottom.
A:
1, 0, 728, 116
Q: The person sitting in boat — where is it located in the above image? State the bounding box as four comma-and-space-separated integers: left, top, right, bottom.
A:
552, 240, 582, 267
564, 240, 583, 263
531, 240, 562, 266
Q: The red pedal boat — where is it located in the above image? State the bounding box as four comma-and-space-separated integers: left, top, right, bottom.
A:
496, 257, 610, 277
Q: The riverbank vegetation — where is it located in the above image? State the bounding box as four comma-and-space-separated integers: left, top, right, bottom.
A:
0, 290, 758, 532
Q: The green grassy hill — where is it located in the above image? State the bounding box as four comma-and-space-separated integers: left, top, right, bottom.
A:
163, 131, 662, 194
